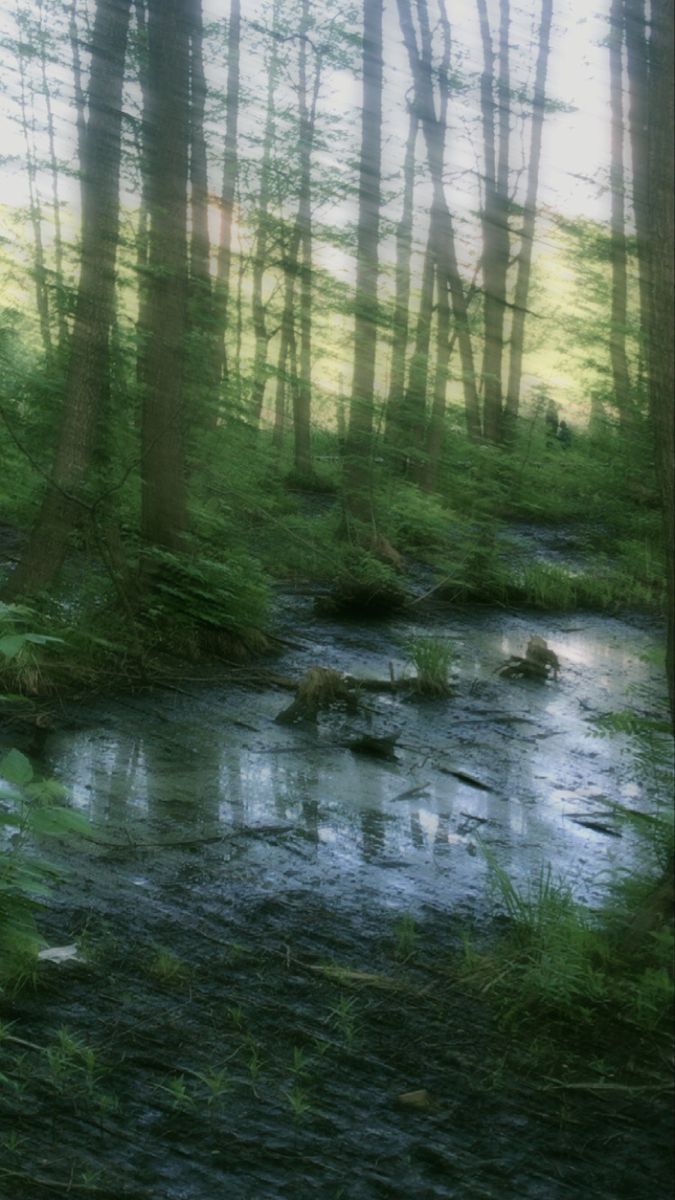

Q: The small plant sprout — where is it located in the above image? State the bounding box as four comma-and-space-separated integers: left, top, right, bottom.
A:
157, 1074, 194, 1110
406, 636, 456, 696
327, 993, 359, 1047
284, 1082, 312, 1119
196, 1067, 231, 1104
394, 913, 417, 959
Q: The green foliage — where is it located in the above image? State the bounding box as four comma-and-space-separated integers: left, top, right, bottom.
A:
0, 747, 87, 987
461, 846, 674, 1036
405, 636, 455, 696
143, 546, 270, 654
0, 603, 65, 694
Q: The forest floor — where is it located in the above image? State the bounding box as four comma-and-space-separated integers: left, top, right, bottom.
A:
1, 586, 673, 1199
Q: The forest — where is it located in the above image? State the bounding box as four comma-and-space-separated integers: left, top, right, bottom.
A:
0, 0, 673, 1197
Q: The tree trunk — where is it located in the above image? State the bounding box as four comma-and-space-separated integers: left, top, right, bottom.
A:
608, 0, 632, 424
211, 0, 241, 404
16, 31, 53, 364
397, 0, 482, 444
504, 0, 553, 426
7, 0, 131, 598
38, 0, 69, 351
646, 0, 674, 720
140, 0, 190, 551
185, 0, 213, 427
423, 256, 452, 492
476, 0, 511, 443
401, 227, 435, 478
294, 0, 323, 478
623, 0, 650, 388
383, 107, 417, 459
250, 2, 281, 428
343, 0, 383, 534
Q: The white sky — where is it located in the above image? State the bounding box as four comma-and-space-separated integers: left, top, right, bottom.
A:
0, 0, 619, 270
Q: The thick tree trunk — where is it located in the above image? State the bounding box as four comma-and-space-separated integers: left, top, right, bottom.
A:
504, 0, 553, 425
7, 0, 131, 597
608, 0, 632, 424
646, 0, 674, 719
383, 107, 417, 459
343, 0, 384, 533
623, 0, 650, 387
140, 0, 190, 551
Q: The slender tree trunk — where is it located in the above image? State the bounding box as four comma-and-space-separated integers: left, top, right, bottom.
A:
294, 0, 323, 478
401, 227, 435, 477
423, 256, 452, 492
185, 0, 213, 429
140, 0, 190, 550
504, 0, 553, 425
133, 0, 150, 397
476, 0, 511, 442
211, 0, 241, 401
646, 0, 674, 719
343, 0, 384, 533
250, 2, 281, 428
38, 0, 69, 350
383, 107, 418, 457
608, 0, 632, 423
623, 0, 650, 387
16, 34, 52, 363
7, 0, 131, 598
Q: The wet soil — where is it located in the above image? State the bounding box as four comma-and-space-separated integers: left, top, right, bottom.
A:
1, 596, 673, 1199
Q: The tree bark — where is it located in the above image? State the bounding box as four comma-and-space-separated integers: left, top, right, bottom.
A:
646, 0, 674, 720
504, 0, 553, 425
623, 0, 650, 388
140, 0, 190, 551
343, 0, 384, 533
7, 0, 131, 597
211, 0, 241, 403
608, 0, 632, 424
397, 0, 482, 444
250, 1, 281, 428
383, 107, 418, 459
476, 0, 511, 442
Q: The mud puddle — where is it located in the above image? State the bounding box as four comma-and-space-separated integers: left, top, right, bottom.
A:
1, 604, 672, 1199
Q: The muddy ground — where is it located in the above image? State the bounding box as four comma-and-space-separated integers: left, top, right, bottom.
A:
1, 594, 673, 1199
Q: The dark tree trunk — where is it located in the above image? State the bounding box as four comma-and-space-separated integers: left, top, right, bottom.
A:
383, 107, 418, 458
343, 0, 384, 533
140, 0, 190, 551
646, 0, 674, 719
623, 0, 650, 387
504, 0, 553, 426
7, 0, 131, 597
608, 0, 632, 423
186, 0, 213, 427
38, 0, 69, 350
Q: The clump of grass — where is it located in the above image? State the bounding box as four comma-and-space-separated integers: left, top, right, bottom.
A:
406, 636, 455, 696
0, 602, 65, 694
461, 848, 674, 1036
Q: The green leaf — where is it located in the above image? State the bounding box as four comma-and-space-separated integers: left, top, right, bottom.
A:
28, 807, 88, 837
0, 635, 27, 661
0, 749, 33, 786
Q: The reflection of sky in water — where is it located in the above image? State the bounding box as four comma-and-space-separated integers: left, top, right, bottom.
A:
44, 611, 672, 912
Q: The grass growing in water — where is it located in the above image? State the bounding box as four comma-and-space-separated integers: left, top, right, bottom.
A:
406, 636, 455, 696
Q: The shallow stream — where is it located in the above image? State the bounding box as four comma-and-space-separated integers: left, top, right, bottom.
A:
1, 594, 673, 1200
